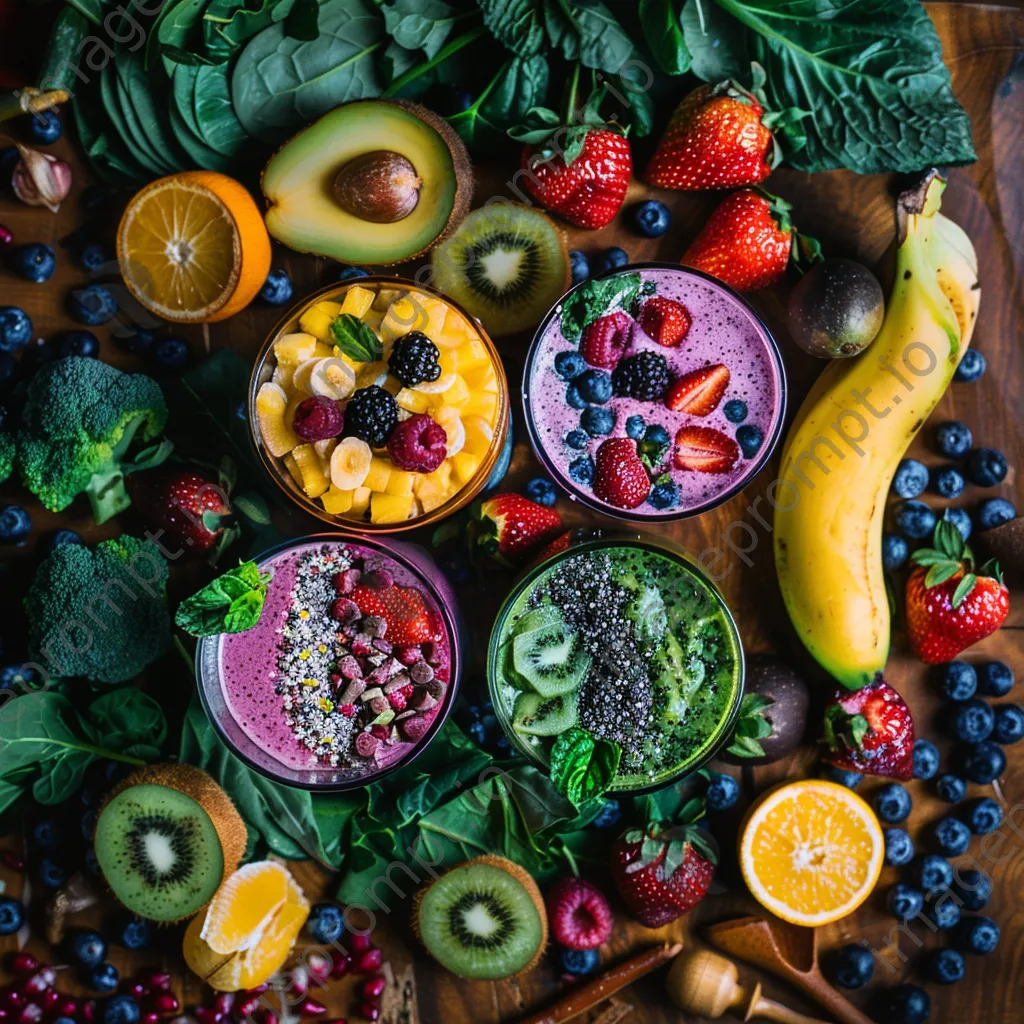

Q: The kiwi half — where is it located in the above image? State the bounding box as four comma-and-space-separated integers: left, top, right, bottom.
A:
513, 691, 578, 736
512, 619, 591, 697
94, 764, 246, 923
429, 204, 569, 336
413, 855, 547, 980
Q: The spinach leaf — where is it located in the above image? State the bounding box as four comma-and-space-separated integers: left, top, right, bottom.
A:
176, 561, 274, 637
382, 0, 458, 60
680, 0, 746, 80
231, 0, 385, 144
476, 0, 547, 57
559, 271, 645, 341
86, 690, 168, 759
448, 55, 549, 148
64, 0, 109, 26
285, 0, 321, 40
549, 728, 621, 807
330, 314, 384, 362
37, 8, 91, 92
201, 0, 296, 62
639, 0, 691, 75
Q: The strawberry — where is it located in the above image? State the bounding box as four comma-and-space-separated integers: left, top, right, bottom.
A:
637, 296, 692, 348
476, 493, 563, 564
611, 823, 716, 928
664, 364, 731, 416
672, 426, 739, 474
645, 79, 778, 191
821, 677, 915, 780
580, 311, 633, 370
682, 189, 813, 292
350, 582, 440, 646
521, 128, 632, 229
593, 438, 650, 509
905, 519, 1009, 664
128, 466, 233, 555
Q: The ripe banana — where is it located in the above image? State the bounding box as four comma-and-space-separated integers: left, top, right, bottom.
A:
773, 171, 980, 689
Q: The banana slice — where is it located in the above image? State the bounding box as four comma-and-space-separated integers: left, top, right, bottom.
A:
292, 357, 320, 393
433, 405, 465, 457
412, 371, 457, 395
310, 357, 357, 400
355, 361, 389, 390
330, 437, 372, 490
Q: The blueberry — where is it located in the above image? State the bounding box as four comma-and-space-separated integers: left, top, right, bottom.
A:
893, 458, 929, 499
922, 947, 965, 985
883, 827, 914, 866
993, 703, 1024, 745
958, 740, 1006, 784
954, 915, 999, 955
154, 336, 190, 371
964, 797, 1003, 836
931, 816, 971, 856
80, 808, 97, 841
952, 869, 992, 911
26, 109, 62, 145
873, 984, 930, 1024
830, 944, 874, 989
568, 457, 594, 486
0, 307, 32, 351
930, 466, 964, 499
32, 819, 58, 849
631, 200, 671, 238
887, 883, 924, 920
580, 406, 615, 437
954, 349, 986, 382
0, 665, 40, 690
820, 765, 863, 789
912, 739, 940, 780
116, 328, 158, 354
591, 799, 621, 829
882, 533, 909, 572
16, 243, 56, 283
935, 421, 972, 458
57, 330, 100, 358
0, 505, 31, 543
965, 447, 1007, 487
102, 995, 139, 1024
926, 893, 961, 929
705, 772, 740, 810
647, 480, 678, 511
940, 661, 977, 701
440, 547, 470, 584
561, 948, 599, 975
977, 661, 1013, 697
943, 507, 972, 542
44, 529, 83, 553
575, 369, 613, 404
39, 857, 68, 887
977, 497, 1015, 531
79, 243, 109, 273
565, 429, 589, 451
723, 399, 747, 423
569, 250, 591, 285
336, 265, 369, 281
525, 477, 557, 507
260, 269, 293, 305
88, 962, 119, 993
644, 423, 670, 447
948, 697, 994, 743
625, 415, 645, 440
893, 500, 936, 540
875, 782, 912, 823
68, 930, 108, 967
307, 902, 345, 944
736, 424, 764, 459
466, 719, 486, 745
554, 351, 586, 381
68, 284, 118, 326
565, 382, 588, 410
913, 854, 953, 892
934, 773, 966, 803
595, 246, 629, 274
0, 897, 24, 935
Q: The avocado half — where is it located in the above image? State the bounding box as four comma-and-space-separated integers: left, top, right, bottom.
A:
262, 99, 472, 266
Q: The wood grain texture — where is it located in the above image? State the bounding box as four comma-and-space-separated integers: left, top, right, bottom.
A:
0, 4, 1022, 1023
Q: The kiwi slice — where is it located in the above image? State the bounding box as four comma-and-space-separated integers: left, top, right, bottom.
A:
512, 604, 563, 637
513, 691, 578, 737
94, 764, 246, 922
429, 204, 569, 336
414, 855, 547, 980
512, 620, 591, 697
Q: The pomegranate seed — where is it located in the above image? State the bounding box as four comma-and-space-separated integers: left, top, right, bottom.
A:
35, 991, 59, 1013
298, 1000, 326, 1017
192, 1008, 221, 1024
242, 986, 269, 997
235, 995, 261, 1018
143, 974, 171, 992
323, 1020, 348, 1024
54, 998, 77, 1018
141, 1014, 160, 1024
0, 227, 11, 246
213, 994, 234, 1016
0, 989, 25, 1009
360, 976, 386, 1001
126, 984, 149, 1000
0, 1009, 8, 1022
7, 956, 36, 977
81, 1000, 97, 1023
347, 933, 371, 953
354, 948, 382, 974
356, 1005, 380, 1022
147, 993, 180, 1015
329, 953, 351, 979
306, 953, 331, 983
258, 1011, 277, 1024
17, 1005, 41, 1024
1, 853, 25, 871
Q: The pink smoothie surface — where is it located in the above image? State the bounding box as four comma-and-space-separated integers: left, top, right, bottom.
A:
526, 267, 784, 516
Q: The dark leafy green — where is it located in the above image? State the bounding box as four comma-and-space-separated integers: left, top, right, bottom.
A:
202, 0, 296, 62
639, 0, 691, 75
559, 271, 647, 341
448, 56, 549, 147
176, 561, 274, 637
549, 727, 621, 807
37, 8, 92, 92
331, 314, 385, 362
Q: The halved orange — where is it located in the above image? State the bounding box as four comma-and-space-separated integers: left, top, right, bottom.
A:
117, 171, 271, 323
739, 780, 884, 927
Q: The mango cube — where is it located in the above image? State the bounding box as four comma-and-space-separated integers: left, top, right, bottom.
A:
462, 392, 498, 421
396, 388, 431, 414
450, 451, 481, 486
298, 307, 334, 341
455, 338, 490, 373
370, 492, 413, 523
274, 333, 318, 366
351, 487, 372, 516
321, 487, 354, 515
372, 288, 404, 311
340, 286, 375, 319
364, 457, 392, 492
463, 366, 498, 394
462, 415, 494, 457
289, 444, 330, 498
439, 374, 470, 409
413, 464, 454, 513
381, 375, 402, 396
385, 469, 416, 497
437, 309, 474, 349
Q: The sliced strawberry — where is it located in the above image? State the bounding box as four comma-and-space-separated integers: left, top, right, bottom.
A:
350, 583, 440, 646
664, 364, 730, 416
593, 438, 650, 509
477, 493, 563, 562
580, 311, 633, 370
637, 297, 692, 348
672, 426, 740, 474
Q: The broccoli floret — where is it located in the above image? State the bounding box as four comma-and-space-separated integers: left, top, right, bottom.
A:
16, 356, 172, 523
25, 535, 171, 684
0, 430, 14, 484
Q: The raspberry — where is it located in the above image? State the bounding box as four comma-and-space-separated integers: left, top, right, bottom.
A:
345, 385, 398, 446
388, 331, 442, 387
292, 395, 345, 441
386, 413, 447, 472
545, 878, 613, 950
580, 311, 633, 369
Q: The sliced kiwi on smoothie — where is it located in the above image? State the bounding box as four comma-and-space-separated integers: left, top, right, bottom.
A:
512, 620, 591, 697
512, 690, 578, 737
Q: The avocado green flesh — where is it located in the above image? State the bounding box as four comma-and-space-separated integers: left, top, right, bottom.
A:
263, 102, 459, 264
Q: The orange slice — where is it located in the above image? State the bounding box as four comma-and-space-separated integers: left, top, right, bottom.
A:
117, 171, 271, 323
739, 780, 884, 927
200, 860, 291, 954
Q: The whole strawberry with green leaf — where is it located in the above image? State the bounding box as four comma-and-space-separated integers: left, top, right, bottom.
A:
906, 518, 1009, 663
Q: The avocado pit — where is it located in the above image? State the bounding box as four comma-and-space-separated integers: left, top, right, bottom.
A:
333, 150, 422, 224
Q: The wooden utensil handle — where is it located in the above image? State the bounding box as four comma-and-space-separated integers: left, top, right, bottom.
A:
750, 994, 832, 1024
782, 974, 875, 1024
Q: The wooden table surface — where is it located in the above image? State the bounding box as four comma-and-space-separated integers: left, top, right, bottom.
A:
1, 3, 1023, 1023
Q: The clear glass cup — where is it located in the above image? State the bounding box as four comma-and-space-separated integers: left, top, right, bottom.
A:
486, 530, 745, 795
250, 277, 510, 533
196, 533, 464, 791
522, 262, 787, 522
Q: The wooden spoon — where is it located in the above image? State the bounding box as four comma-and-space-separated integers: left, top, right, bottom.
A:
706, 916, 874, 1024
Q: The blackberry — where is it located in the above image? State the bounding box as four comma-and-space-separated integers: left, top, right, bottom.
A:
344, 386, 397, 446
388, 331, 441, 387
612, 351, 671, 401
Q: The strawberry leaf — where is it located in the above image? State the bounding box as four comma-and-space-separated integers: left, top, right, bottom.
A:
925, 562, 961, 588
727, 734, 765, 758
951, 573, 977, 609
980, 558, 1003, 583
662, 838, 686, 879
